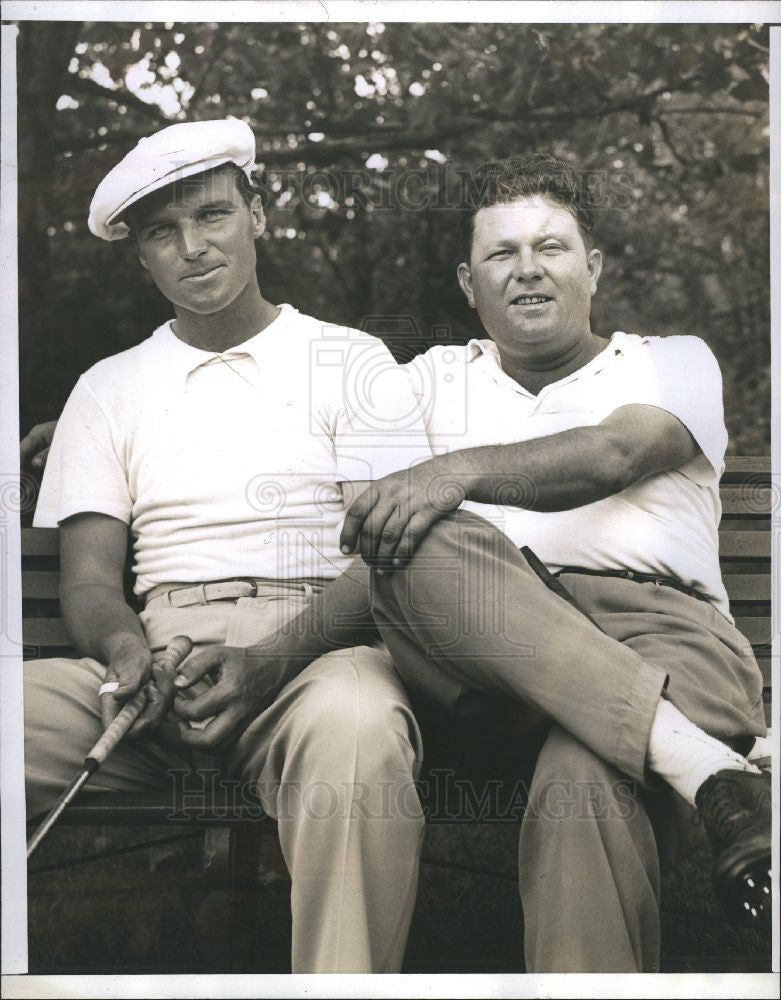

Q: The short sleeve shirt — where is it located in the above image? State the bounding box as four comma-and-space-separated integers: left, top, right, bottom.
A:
35, 304, 432, 594
403, 332, 731, 618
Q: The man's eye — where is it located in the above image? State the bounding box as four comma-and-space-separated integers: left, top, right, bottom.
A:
201, 209, 227, 221
487, 249, 511, 260
541, 243, 563, 254
146, 226, 172, 240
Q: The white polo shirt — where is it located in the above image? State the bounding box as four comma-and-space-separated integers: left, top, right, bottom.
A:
35, 304, 431, 594
404, 332, 731, 618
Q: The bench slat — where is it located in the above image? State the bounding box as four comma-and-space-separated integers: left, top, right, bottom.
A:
22, 573, 772, 604
723, 574, 771, 602
48, 792, 270, 827
23, 615, 771, 652
721, 457, 771, 483
21, 527, 59, 556
756, 656, 772, 687
718, 532, 770, 559
733, 617, 772, 647
22, 571, 60, 600
23, 619, 71, 648
719, 487, 772, 517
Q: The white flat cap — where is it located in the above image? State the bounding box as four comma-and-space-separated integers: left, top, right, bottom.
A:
88, 118, 257, 241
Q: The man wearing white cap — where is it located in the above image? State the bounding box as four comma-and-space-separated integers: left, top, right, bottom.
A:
24, 118, 431, 973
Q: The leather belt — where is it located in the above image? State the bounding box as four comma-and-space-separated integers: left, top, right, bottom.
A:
554, 566, 710, 604
145, 577, 326, 609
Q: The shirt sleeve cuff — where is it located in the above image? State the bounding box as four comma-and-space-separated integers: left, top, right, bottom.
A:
33, 501, 131, 528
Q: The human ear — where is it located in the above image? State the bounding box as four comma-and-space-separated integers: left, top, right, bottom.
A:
587, 248, 602, 295
250, 195, 266, 239
456, 261, 476, 309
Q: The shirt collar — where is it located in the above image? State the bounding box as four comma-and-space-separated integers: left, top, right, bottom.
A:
465, 338, 493, 363
465, 338, 535, 397
150, 303, 296, 390
465, 332, 628, 395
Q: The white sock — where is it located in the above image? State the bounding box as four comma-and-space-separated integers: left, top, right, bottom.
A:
747, 732, 773, 765
647, 699, 760, 808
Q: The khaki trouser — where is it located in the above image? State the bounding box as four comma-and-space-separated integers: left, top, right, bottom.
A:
24, 586, 425, 974
369, 511, 766, 973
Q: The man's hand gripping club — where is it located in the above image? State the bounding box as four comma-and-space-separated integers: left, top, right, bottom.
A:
99, 632, 180, 738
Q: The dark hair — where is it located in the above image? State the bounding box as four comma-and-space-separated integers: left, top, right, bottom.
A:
225, 161, 266, 208
123, 161, 264, 236
460, 153, 595, 261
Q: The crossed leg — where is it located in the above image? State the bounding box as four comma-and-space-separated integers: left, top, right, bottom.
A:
369, 511, 767, 971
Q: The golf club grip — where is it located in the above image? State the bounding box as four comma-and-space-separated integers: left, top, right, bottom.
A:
87, 689, 147, 767
152, 634, 194, 674
88, 635, 194, 767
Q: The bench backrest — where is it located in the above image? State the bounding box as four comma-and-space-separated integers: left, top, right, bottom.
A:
21, 457, 773, 723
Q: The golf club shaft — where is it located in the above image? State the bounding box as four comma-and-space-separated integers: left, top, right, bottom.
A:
26, 635, 193, 858
26, 768, 92, 859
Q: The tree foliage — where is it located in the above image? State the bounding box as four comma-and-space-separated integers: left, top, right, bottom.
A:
16, 20, 770, 451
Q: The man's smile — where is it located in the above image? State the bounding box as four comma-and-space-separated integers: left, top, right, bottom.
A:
181, 264, 225, 282
509, 293, 553, 307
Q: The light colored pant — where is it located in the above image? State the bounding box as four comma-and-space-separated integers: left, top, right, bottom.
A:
24, 586, 425, 973
369, 511, 766, 972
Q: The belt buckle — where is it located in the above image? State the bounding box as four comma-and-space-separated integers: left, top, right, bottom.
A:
235, 577, 258, 599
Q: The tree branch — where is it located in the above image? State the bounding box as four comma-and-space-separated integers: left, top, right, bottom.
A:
52, 72, 763, 165
470, 76, 703, 125
744, 36, 769, 54
54, 128, 149, 154
63, 73, 169, 123
653, 114, 693, 166
253, 127, 469, 165
655, 106, 763, 117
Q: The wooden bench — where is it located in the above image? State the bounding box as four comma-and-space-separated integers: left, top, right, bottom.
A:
22, 456, 774, 971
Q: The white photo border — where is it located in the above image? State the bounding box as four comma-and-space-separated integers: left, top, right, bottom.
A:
1, 2, 778, 996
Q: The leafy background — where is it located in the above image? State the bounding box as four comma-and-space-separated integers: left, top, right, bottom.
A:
17, 20, 770, 452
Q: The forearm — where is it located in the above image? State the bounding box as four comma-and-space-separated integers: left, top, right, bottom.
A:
61, 582, 148, 662
429, 425, 629, 512
243, 560, 376, 675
